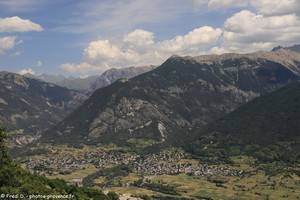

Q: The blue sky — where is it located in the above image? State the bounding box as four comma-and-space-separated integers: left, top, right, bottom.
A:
0, 0, 299, 76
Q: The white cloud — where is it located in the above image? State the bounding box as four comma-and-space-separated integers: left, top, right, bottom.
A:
200, 0, 300, 17
59, 1, 300, 75
83, 40, 141, 67
61, 26, 222, 74
123, 29, 154, 47
220, 10, 300, 52
209, 46, 229, 54
18, 68, 35, 75
0, 36, 16, 54
160, 26, 222, 53
60, 62, 107, 74
0, 16, 43, 33
251, 0, 300, 16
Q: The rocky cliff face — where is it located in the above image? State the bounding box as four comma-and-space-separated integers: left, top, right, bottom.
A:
42, 49, 300, 145
0, 72, 86, 144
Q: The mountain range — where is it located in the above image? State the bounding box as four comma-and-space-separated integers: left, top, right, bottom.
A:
0, 66, 156, 145
27, 65, 155, 92
2, 45, 300, 199
42, 48, 300, 146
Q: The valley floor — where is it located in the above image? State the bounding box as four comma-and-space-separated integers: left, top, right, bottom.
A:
14, 144, 300, 200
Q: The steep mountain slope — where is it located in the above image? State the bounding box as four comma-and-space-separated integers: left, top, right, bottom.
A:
43, 49, 300, 145
89, 65, 156, 91
0, 72, 86, 143
187, 82, 300, 163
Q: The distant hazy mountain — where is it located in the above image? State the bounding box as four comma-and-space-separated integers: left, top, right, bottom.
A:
89, 65, 156, 92
188, 81, 300, 163
27, 66, 156, 92
42, 49, 300, 145
0, 72, 86, 142
272, 44, 300, 53
26, 73, 99, 92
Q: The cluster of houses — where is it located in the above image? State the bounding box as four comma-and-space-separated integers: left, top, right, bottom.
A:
133, 149, 244, 177
26, 155, 86, 176
86, 150, 137, 168
25, 148, 243, 178
25, 149, 137, 176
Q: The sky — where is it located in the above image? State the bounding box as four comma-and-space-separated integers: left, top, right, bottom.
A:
0, 0, 300, 76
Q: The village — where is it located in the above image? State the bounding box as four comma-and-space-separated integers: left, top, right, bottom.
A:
24, 147, 244, 183
133, 152, 244, 177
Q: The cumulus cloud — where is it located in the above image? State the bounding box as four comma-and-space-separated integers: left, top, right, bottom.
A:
60, 1, 300, 75
0, 36, 16, 54
123, 29, 154, 46
0, 16, 43, 32
61, 26, 222, 74
60, 62, 103, 74
221, 10, 300, 52
160, 26, 222, 53
251, 0, 300, 16
18, 68, 35, 75
204, 0, 300, 16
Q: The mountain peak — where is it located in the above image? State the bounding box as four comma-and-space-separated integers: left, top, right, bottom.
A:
42, 49, 300, 146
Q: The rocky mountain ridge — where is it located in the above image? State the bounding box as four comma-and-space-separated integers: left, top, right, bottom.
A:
0, 71, 86, 145
42, 49, 300, 145
27, 65, 156, 92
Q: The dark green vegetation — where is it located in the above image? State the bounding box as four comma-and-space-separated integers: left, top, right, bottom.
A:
0, 72, 86, 145
188, 82, 300, 164
43, 49, 300, 146
83, 165, 131, 188
133, 178, 179, 195
0, 127, 118, 199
